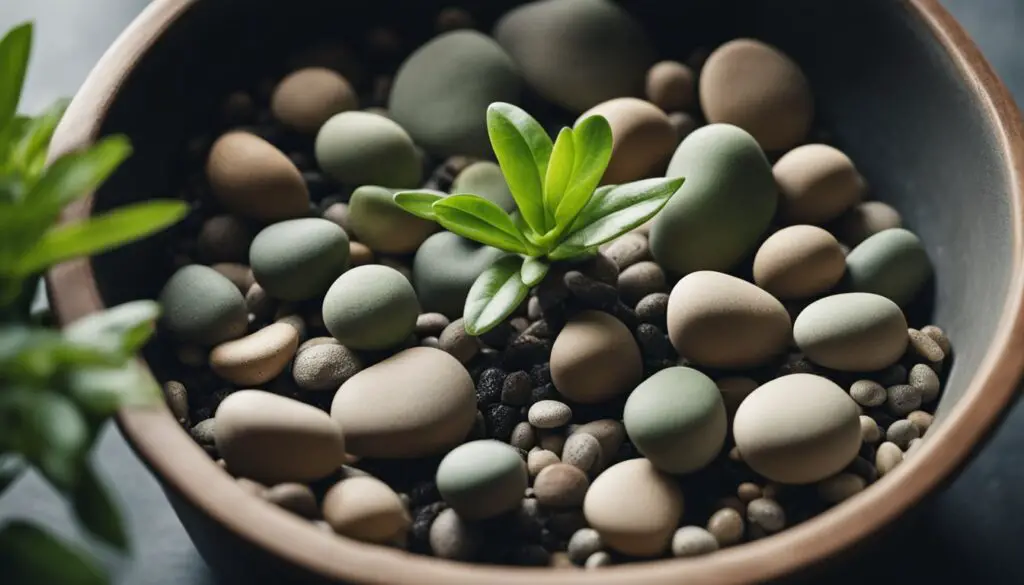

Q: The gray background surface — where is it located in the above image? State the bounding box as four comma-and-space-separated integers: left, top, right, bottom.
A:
1, 1, 1023, 583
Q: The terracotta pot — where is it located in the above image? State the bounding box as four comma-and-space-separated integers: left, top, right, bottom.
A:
46, 0, 1024, 583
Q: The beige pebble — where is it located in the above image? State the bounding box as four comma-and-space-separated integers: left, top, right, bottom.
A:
860, 415, 881, 443
753, 225, 845, 299
567, 527, 603, 565
439, 319, 480, 364
264, 483, 320, 519
510, 422, 536, 451
886, 419, 920, 450
209, 322, 299, 385
292, 337, 363, 392
527, 449, 561, 477
737, 482, 761, 503
322, 202, 350, 232
886, 384, 922, 416
349, 241, 374, 266
529, 400, 573, 429
568, 420, 625, 471
646, 60, 696, 112
921, 324, 951, 355
667, 111, 699, 143
907, 410, 934, 434
215, 390, 346, 484
576, 97, 676, 185
817, 473, 866, 504
850, 380, 887, 408
163, 380, 190, 427
583, 459, 683, 557
601, 233, 650, 270
908, 363, 941, 403
206, 131, 308, 221
706, 507, 744, 547
212, 262, 255, 293
322, 476, 410, 544
585, 551, 612, 569
534, 463, 590, 508
429, 508, 479, 561
875, 442, 904, 476
272, 67, 358, 133
415, 312, 450, 338
539, 432, 567, 457
671, 526, 719, 557
746, 498, 786, 533
773, 144, 864, 224
908, 328, 945, 362
618, 261, 666, 305
550, 310, 642, 403
833, 201, 902, 247
561, 432, 602, 475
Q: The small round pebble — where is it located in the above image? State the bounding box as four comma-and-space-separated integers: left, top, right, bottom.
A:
561, 432, 602, 475
349, 242, 373, 266
646, 60, 696, 112
534, 463, 590, 508
860, 415, 882, 443
908, 328, 946, 362
567, 528, 604, 565
671, 526, 719, 557
271, 67, 358, 133
886, 419, 920, 450
707, 507, 744, 547
635, 292, 669, 327
198, 215, 252, 264
886, 384, 923, 416
322, 265, 420, 351
322, 476, 411, 544
817, 473, 866, 504
501, 371, 532, 406
510, 422, 536, 451
908, 363, 941, 404
292, 338, 362, 391
429, 508, 479, 561
415, 312, 450, 338
908, 410, 934, 433
264, 483, 319, 519
528, 449, 561, 477
603, 233, 650, 270
850, 380, 886, 407
585, 552, 612, 569
618, 261, 666, 305
875, 441, 904, 476
746, 498, 786, 534
439, 319, 480, 364
921, 324, 952, 355
436, 440, 528, 520
190, 418, 216, 448
163, 381, 190, 427
529, 400, 573, 429
737, 483, 761, 503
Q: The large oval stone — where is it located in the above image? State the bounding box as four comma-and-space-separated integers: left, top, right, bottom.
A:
206, 132, 309, 221
413, 232, 505, 318
389, 30, 521, 158
159, 264, 248, 346
845, 228, 933, 307
733, 374, 861, 484
667, 271, 790, 368
315, 111, 421, 188
322, 265, 420, 351
331, 347, 476, 458
794, 292, 908, 372
550, 310, 642, 404
347, 185, 439, 254
249, 218, 350, 301
494, 0, 655, 113
215, 390, 346, 484
649, 124, 777, 275
624, 367, 727, 474
576, 97, 676, 185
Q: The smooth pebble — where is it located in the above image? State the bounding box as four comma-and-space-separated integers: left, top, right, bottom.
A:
264, 483, 320, 519
322, 265, 420, 351
209, 322, 299, 385
706, 507, 744, 546
429, 508, 480, 560
746, 498, 786, 533
567, 528, 603, 565
833, 201, 903, 247
315, 112, 421, 187
671, 526, 719, 557
323, 476, 410, 544
850, 380, 887, 407
794, 293, 908, 372
438, 319, 480, 364
249, 218, 350, 301
534, 463, 590, 508
292, 338, 363, 391
159, 265, 248, 346
773, 144, 864, 225
846, 228, 933, 307
347, 185, 439, 254
886, 419, 920, 450
550, 310, 642, 403
271, 67, 358, 133
436, 440, 528, 520
206, 132, 309, 221
576, 98, 676, 184
816, 473, 866, 504
753, 225, 846, 299
875, 442, 904, 476
528, 449, 561, 477
561, 432, 602, 474
646, 60, 695, 112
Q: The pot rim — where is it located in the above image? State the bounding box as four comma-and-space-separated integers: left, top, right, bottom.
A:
45, 1, 1024, 583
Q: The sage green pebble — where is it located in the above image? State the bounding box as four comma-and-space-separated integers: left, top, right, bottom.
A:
389, 30, 521, 157
450, 161, 516, 211
413, 232, 505, 318
249, 218, 350, 302
348, 185, 440, 254
314, 111, 421, 188
624, 367, 727, 474
845, 228, 933, 307
322, 265, 419, 351
650, 124, 777, 275
436, 440, 528, 520
493, 0, 654, 113
159, 265, 248, 346
733, 374, 861, 484
794, 293, 908, 372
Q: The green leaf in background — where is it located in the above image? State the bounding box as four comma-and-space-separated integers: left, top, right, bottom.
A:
7, 99, 69, 182
393, 190, 445, 221
14, 199, 188, 276
0, 22, 33, 132
72, 462, 128, 551
433, 194, 530, 254
551, 177, 684, 260
0, 521, 106, 585
64, 300, 161, 356
0, 327, 120, 380
0, 454, 26, 494
543, 127, 575, 225
464, 255, 530, 336
24, 390, 89, 490
29, 134, 132, 213
486, 103, 548, 234
555, 114, 613, 230
67, 360, 163, 418
520, 256, 549, 287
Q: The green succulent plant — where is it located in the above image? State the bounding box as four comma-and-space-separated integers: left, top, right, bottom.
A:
0, 22, 188, 585
395, 102, 684, 335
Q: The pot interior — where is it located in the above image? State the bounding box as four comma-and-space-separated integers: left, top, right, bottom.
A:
88, 0, 1011, 436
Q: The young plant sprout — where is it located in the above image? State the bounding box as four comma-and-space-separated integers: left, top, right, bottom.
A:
394, 102, 684, 335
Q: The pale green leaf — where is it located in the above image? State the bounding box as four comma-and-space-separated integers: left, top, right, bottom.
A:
66, 360, 162, 417
0, 455, 26, 494
393, 190, 445, 221
73, 462, 128, 550
10, 98, 69, 181
15, 199, 188, 276
486, 103, 548, 234
551, 177, 684, 260
4, 389, 89, 490
433, 194, 529, 254
464, 255, 530, 336
555, 114, 612, 229
543, 127, 575, 224
64, 300, 161, 356
488, 102, 553, 180
0, 522, 106, 585
0, 23, 33, 131
28, 134, 131, 211
520, 256, 549, 287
